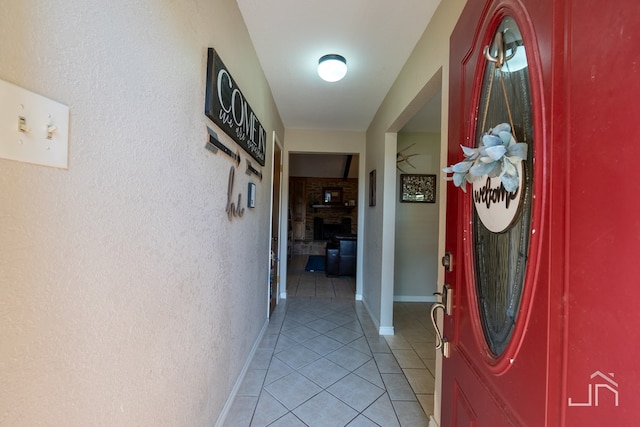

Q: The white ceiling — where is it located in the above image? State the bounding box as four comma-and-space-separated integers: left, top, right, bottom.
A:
236, 0, 442, 132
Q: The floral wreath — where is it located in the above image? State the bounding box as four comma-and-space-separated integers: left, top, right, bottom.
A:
444, 28, 533, 194
443, 123, 527, 193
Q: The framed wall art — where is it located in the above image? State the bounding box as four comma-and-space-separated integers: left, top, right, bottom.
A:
322, 187, 343, 205
400, 174, 436, 203
369, 170, 376, 207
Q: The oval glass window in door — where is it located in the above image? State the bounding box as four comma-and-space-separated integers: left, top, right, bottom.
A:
472, 16, 534, 357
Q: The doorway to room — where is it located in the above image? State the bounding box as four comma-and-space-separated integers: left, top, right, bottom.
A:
286, 153, 359, 299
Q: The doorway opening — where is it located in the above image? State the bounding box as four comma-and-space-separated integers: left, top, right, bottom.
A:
286, 153, 359, 298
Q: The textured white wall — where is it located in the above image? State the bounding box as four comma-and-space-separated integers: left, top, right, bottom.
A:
0, 1, 283, 425
394, 132, 440, 301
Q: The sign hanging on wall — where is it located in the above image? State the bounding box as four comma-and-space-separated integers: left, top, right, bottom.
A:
205, 48, 266, 166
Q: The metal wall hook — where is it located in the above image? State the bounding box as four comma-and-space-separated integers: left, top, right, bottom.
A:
483, 30, 505, 67
483, 29, 521, 68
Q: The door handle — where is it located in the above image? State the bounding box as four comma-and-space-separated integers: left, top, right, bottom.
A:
430, 303, 450, 358
431, 284, 453, 357
433, 284, 453, 315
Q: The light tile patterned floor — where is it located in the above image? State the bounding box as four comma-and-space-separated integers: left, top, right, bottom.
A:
223, 255, 436, 426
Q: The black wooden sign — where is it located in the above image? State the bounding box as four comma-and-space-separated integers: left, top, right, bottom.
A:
205, 48, 266, 166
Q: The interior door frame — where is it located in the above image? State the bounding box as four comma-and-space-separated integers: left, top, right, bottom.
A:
268, 131, 284, 316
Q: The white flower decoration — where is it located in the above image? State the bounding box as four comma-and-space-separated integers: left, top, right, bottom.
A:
443, 123, 528, 192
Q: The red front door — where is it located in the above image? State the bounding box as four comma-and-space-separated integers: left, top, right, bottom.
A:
441, 0, 640, 425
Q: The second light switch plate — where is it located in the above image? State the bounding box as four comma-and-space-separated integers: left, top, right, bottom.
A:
0, 79, 70, 169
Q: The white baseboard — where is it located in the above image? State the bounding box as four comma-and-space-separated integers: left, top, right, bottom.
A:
361, 297, 394, 335
214, 319, 269, 427
361, 297, 380, 329
279, 291, 287, 299
355, 293, 363, 301
393, 295, 438, 303
428, 415, 440, 427
379, 326, 395, 335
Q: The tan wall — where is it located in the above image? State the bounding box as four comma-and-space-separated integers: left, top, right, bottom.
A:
0, 1, 283, 425
362, 0, 466, 328
394, 132, 441, 300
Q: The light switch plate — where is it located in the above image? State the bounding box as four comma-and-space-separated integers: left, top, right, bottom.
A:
0, 79, 69, 169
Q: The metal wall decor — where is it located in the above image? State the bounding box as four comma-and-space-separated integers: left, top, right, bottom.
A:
206, 127, 261, 220
396, 143, 420, 173
246, 160, 262, 181
206, 127, 241, 166
225, 166, 245, 220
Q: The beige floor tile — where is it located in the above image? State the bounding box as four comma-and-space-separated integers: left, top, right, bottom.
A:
392, 400, 429, 426
404, 332, 436, 345
391, 349, 426, 369
403, 368, 435, 394
423, 357, 436, 376
414, 342, 437, 361
416, 393, 435, 417
381, 373, 416, 401
384, 335, 412, 350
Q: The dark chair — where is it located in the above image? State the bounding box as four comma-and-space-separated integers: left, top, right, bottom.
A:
325, 234, 357, 276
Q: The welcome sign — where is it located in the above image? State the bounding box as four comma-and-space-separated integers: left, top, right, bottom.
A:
472, 163, 524, 233
205, 48, 266, 166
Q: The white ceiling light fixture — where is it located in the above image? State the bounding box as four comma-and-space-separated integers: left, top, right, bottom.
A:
317, 54, 347, 82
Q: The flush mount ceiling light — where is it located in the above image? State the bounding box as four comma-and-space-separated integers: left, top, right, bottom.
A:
317, 54, 347, 82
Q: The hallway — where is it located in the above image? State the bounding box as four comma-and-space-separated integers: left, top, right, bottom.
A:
222, 255, 436, 426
